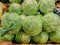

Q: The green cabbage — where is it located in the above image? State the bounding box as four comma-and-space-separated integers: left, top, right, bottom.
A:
50, 29, 60, 43
32, 31, 49, 44
15, 31, 31, 43
22, 0, 38, 15
1, 33, 14, 42
1, 12, 21, 34
43, 13, 60, 33
9, 3, 22, 15
39, 0, 55, 14
22, 16, 42, 36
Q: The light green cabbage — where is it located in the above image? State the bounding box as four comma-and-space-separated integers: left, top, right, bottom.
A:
50, 29, 60, 43
39, 0, 55, 14
22, 16, 42, 36
1, 12, 21, 34
1, 33, 14, 42
43, 13, 60, 33
22, 0, 38, 15
9, 3, 22, 15
15, 31, 31, 43
32, 31, 49, 44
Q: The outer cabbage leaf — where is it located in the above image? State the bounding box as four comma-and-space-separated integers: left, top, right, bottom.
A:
0, 27, 14, 42
1, 12, 21, 34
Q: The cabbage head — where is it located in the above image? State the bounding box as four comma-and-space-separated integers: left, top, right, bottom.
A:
43, 13, 60, 33
39, 0, 55, 14
1, 12, 21, 34
22, 0, 38, 15
15, 31, 31, 43
1, 33, 14, 42
32, 31, 49, 44
9, 3, 22, 15
22, 16, 42, 36
50, 29, 60, 43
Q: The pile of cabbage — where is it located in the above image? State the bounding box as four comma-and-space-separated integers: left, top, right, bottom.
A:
0, 0, 60, 44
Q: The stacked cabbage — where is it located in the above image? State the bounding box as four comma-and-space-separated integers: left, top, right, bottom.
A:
1, 0, 60, 44
43, 13, 60, 43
